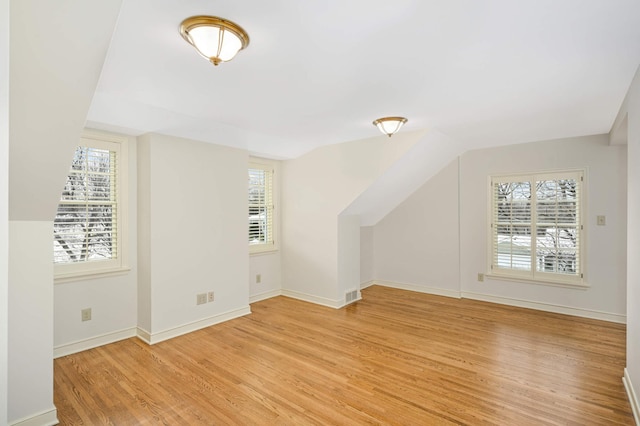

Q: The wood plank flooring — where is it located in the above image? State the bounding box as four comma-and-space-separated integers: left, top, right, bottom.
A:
54, 286, 634, 425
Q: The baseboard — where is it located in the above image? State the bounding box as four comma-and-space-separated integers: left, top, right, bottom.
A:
281, 289, 343, 309
374, 280, 462, 299
360, 280, 376, 289
54, 327, 137, 358
624, 368, 640, 425
10, 407, 58, 426
249, 289, 282, 304
136, 306, 252, 345
462, 291, 626, 324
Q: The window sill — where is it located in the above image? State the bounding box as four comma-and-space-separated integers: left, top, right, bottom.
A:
54, 266, 131, 284
250, 247, 279, 257
485, 273, 589, 290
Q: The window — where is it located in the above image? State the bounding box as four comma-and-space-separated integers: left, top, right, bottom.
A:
490, 170, 584, 286
53, 132, 128, 280
249, 162, 275, 253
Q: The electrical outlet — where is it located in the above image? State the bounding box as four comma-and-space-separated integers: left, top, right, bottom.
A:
81, 308, 92, 322
477, 273, 484, 282
208, 291, 215, 303
256, 274, 261, 284
197, 293, 207, 305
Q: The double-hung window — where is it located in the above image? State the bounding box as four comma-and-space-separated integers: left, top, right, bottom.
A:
53, 132, 128, 280
490, 170, 584, 286
249, 162, 275, 253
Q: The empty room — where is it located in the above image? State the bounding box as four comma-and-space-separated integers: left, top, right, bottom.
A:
2, 1, 640, 425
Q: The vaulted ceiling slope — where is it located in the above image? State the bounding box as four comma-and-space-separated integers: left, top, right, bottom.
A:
87, 0, 640, 159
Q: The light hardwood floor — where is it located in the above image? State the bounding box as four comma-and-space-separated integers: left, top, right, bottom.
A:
54, 286, 634, 425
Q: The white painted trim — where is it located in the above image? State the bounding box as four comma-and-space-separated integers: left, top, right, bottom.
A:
136, 306, 252, 345
462, 291, 626, 324
54, 327, 137, 358
10, 407, 57, 426
360, 280, 376, 289
250, 289, 282, 304
281, 289, 343, 309
374, 280, 462, 299
624, 368, 640, 425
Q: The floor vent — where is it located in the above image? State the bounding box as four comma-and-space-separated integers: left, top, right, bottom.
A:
345, 289, 359, 304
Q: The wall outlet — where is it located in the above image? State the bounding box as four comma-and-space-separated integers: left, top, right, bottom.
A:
256, 274, 261, 284
197, 293, 207, 305
208, 291, 215, 303
477, 273, 484, 282
81, 308, 92, 322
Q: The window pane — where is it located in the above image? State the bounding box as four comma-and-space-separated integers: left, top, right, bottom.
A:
535, 178, 579, 276
494, 181, 532, 271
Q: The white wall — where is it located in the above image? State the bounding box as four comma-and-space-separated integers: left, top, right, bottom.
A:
460, 134, 627, 321
0, 0, 8, 422
372, 158, 460, 296
54, 136, 138, 356
360, 226, 374, 285
281, 131, 421, 307
8, 222, 56, 424
249, 252, 281, 302
7, 1, 122, 424
137, 134, 250, 342
624, 66, 640, 420
369, 135, 627, 321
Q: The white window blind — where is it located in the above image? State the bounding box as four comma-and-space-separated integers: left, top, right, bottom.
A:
54, 146, 118, 264
491, 171, 583, 285
249, 164, 274, 252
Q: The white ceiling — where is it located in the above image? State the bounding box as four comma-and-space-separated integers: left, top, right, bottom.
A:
87, 0, 640, 159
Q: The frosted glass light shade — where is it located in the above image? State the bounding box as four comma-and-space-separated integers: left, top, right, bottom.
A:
373, 117, 408, 137
180, 16, 250, 66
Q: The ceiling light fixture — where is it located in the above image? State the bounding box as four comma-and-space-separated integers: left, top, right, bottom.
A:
372, 117, 408, 137
180, 16, 250, 66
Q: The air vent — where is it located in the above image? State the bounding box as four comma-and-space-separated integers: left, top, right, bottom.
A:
345, 289, 359, 304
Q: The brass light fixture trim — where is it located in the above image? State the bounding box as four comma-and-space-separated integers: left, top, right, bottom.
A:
372, 116, 408, 137
180, 15, 250, 66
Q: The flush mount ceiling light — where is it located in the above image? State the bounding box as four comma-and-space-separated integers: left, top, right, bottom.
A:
372, 117, 408, 137
180, 16, 250, 66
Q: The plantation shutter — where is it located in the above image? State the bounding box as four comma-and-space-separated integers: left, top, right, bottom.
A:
248, 165, 274, 248
490, 171, 583, 284
54, 145, 118, 264
534, 172, 581, 277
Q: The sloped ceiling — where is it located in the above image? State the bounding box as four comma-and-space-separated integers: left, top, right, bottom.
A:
87, 0, 640, 159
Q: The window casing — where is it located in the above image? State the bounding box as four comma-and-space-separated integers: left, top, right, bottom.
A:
249, 162, 275, 253
489, 170, 584, 286
54, 132, 128, 281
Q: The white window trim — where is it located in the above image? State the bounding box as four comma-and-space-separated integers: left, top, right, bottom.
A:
486, 169, 587, 288
54, 130, 130, 283
249, 158, 278, 255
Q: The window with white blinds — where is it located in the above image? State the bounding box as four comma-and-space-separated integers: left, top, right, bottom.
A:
490, 170, 584, 285
249, 163, 275, 253
54, 133, 128, 280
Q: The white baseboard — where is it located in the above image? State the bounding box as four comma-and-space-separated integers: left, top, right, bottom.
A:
462, 291, 626, 324
10, 407, 58, 426
360, 280, 376, 289
624, 368, 640, 425
136, 306, 252, 345
249, 289, 282, 304
54, 327, 137, 358
281, 289, 343, 309
374, 280, 462, 299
